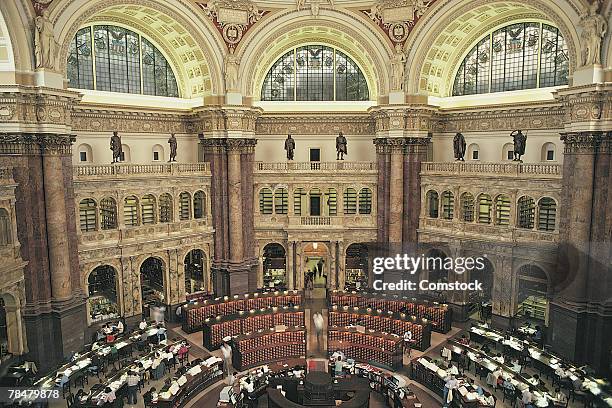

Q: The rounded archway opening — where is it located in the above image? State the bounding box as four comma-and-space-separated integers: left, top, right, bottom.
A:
88, 265, 119, 324
517, 264, 550, 323
184, 249, 207, 295
303, 242, 329, 289
344, 244, 369, 291
468, 257, 494, 321
140, 257, 165, 309
263, 243, 287, 291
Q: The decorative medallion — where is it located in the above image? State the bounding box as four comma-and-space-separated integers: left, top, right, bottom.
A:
197, 0, 268, 51
361, 0, 435, 47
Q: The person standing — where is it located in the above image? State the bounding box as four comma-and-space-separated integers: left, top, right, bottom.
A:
443, 375, 458, 408
221, 343, 233, 377
127, 370, 140, 405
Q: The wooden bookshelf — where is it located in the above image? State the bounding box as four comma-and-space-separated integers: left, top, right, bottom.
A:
329, 290, 452, 333
231, 327, 306, 371
328, 327, 403, 369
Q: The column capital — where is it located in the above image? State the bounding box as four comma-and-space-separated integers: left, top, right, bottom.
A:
373, 136, 430, 154
199, 136, 258, 154
0, 133, 75, 156
560, 131, 608, 154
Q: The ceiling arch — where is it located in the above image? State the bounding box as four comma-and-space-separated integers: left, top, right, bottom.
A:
237, 8, 394, 100
404, 0, 581, 97
0, 1, 35, 75
50, 0, 225, 98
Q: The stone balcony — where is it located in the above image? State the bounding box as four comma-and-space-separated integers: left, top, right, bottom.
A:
421, 161, 562, 178
255, 215, 376, 229
254, 161, 377, 174
73, 162, 211, 180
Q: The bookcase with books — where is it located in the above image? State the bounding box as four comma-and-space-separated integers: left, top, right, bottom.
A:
182, 291, 302, 333
329, 290, 451, 333
232, 327, 306, 370
202, 307, 305, 350
328, 308, 431, 351
328, 327, 403, 369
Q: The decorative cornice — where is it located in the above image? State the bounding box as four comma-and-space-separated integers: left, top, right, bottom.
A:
256, 114, 374, 135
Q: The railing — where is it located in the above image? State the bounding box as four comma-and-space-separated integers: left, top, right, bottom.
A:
283, 216, 345, 227
255, 162, 377, 172
74, 162, 211, 178
421, 162, 561, 177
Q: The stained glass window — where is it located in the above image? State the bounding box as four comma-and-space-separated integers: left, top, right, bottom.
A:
262, 45, 369, 101
67, 25, 179, 97
452, 22, 568, 96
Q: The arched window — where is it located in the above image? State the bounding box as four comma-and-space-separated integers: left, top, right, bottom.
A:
325, 188, 337, 216
159, 193, 173, 223
141, 194, 156, 225
78, 143, 93, 163
259, 188, 273, 215
358, 188, 372, 215
518, 196, 535, 229
274, 188, 288, 214
67, 25, 179, 97
538, 197, 557, 231
344, 188, 357, 215
261, 45, 369, 101
494, 195, 511, 225
468, 144, 480, 160
502, 143, 514, 161
100, 198, 117, 230
88, 265, 118, 323
460, 193, 475, 222
179, 192, 191, 220
79, 199, 97, 232
124, 196, 139, 226
294, 188, 306, 216
152, 144, 164, 162
426, 191, 439, 218
477, 194, 492, 224
452, 23, 568, 96
541, 142, 556, 161
194, 191, 206, 219
0, 209, 11, 246
441, 191, 454, 220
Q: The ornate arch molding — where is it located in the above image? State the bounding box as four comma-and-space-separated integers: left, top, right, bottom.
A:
404, 0, 581, 97
238, 8, 394, 99
50, 0, 224, 97
0, 1, 35, 73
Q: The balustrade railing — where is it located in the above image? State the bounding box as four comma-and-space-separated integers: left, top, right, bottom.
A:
255, 162, 377, 172
421, 162, 561, 176
74, 162, 210, 178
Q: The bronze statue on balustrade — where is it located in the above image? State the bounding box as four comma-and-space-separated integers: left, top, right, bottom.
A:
168, 133, 178, 162
336, 132, 347, 160
285, 134, 295, 161
110, 131, 122, 163
511, 130, 527, 162
453, 132, 466, 161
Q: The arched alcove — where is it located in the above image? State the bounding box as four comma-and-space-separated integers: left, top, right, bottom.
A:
262, 243, 287, 290
87, 265, 119, 324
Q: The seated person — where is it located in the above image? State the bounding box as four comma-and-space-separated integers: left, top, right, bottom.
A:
97, 387, 116, 406
481, 343, 491, 354
503, 377, 515, 391
116, 320, 124, 334
143, 388, 156, 406
555, 365, 568, 379
492, 353, 505, 364
522, 386, 535, 408
458, 335, 469, 345
56, 372, 70, 387
139, 319, 148, 330
552, 388, 568, 407
531, 374, 541, 387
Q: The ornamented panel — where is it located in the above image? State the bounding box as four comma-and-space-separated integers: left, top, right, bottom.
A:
256, 115, 374, 135
197, 0, 268, 51
361, 0, 435, 47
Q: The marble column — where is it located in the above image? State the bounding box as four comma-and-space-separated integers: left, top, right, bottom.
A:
388, 144, 404, 244
287, 242, 294, 290
42, 152, 72, 302
227, 150, 243, 261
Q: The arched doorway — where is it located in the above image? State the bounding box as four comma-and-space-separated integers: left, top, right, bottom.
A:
0, 293, 24, 357
87, 265, 119, 324
345, 244, 369, 290
140, 257, 165, 309
263, 243, 287, 290
517, 264, 550, 323
303, 242, 329, 289
184, 249, 207, 294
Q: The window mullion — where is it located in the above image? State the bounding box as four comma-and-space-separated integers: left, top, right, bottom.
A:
91, 27, 97, 90
293, 49, 297, 101
488, 33, 493, 93
139, 35, 144, 94
536, 23, 542, 88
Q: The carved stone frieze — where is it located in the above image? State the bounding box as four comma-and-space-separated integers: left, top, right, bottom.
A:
256, 114, 374, 135
72, 108, 197, 134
